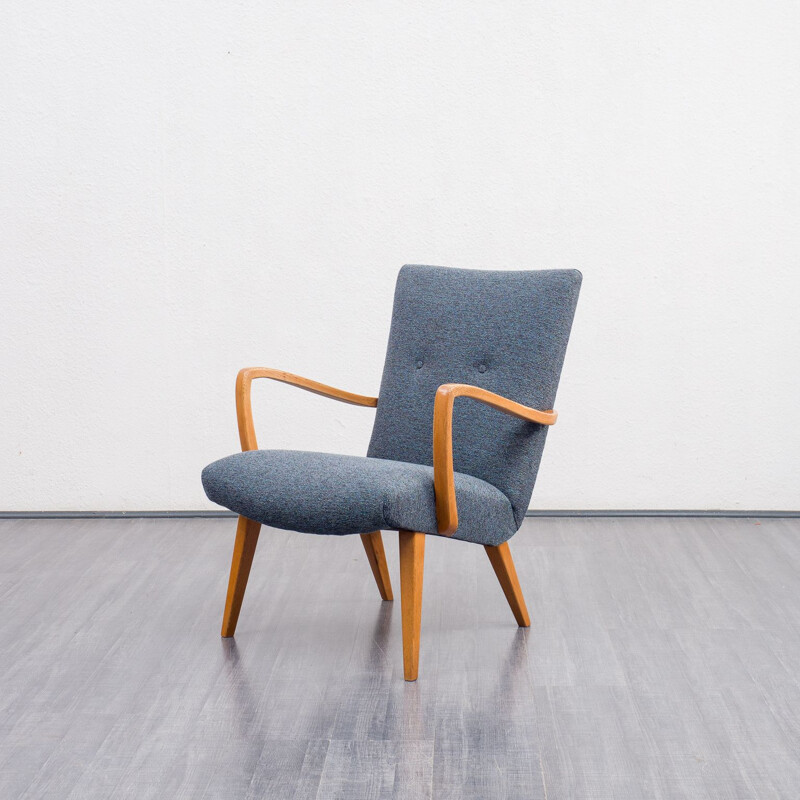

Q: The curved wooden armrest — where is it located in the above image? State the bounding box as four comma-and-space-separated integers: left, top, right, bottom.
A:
432, 383, 557, 536
236, 367, 378, 451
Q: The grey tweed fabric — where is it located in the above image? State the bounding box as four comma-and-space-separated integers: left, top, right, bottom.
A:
202, 264, 581, 546
368, 265, 582, 528
201, 450, 517, 545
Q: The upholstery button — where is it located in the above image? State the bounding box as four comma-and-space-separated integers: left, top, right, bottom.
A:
477, 363, 487, 373
415, 359, 424, 369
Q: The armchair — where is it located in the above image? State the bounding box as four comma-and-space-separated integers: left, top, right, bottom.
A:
202, 264, 581, 680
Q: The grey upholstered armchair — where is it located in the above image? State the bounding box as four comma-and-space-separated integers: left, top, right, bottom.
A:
202, 264, 581, 680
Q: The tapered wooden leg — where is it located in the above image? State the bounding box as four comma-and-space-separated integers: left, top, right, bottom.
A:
398, 530, 425, 681
221, 515, 261, 637
360, 531, 393, 601
484, 541, 530, 627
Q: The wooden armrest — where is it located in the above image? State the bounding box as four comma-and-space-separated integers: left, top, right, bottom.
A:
432, 383, 557, 536
236, 367, 378, 451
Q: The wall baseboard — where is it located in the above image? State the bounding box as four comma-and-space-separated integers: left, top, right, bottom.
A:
0, 510, 235, 519
0, 509, 798, 520
524, 509, 800, 518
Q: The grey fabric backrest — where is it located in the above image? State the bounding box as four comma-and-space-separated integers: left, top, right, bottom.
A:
367, 265, 582, 529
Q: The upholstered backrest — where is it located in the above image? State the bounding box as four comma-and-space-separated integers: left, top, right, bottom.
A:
367, 265, 581, 528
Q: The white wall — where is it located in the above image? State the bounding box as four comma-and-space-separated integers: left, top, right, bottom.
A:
2, 1, 799, 511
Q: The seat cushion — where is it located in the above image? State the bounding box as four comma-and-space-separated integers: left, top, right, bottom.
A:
201, 450, 519, 546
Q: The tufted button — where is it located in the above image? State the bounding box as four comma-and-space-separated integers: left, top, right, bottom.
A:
477, 363, 487, 373
415, 359, 424, 369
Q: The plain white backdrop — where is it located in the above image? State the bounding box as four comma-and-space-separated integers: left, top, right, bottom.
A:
1, 2, 799, 511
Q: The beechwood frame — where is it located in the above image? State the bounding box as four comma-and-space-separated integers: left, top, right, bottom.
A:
220, 367, 557, 680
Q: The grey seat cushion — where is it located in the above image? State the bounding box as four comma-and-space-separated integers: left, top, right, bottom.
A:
201, 450, 518, 546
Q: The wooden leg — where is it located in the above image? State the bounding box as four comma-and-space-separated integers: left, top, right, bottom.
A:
360, 531, 393, 601
484, 541, 530, 627
398, 530, 425, 681
221, 515, 261, 637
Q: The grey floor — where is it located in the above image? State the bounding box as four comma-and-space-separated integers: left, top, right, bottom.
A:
1, 517, 799, 799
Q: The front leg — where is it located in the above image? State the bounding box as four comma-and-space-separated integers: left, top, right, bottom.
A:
398, 530, 425, 680
221, 515, 262, 637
